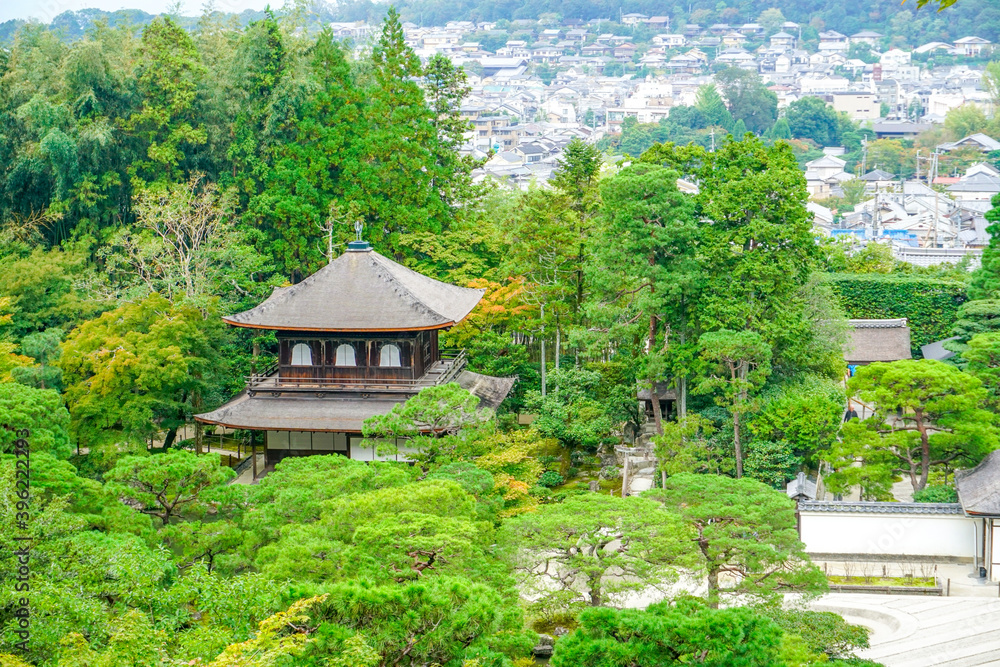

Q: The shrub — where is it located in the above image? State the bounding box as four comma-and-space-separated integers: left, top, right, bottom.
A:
538, 470, 565, 488
912, 484, 958, 503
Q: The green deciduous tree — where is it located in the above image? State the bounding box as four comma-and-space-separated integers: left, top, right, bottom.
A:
58, 293, 227, 462
715, 67, 778, 134
0, 382, 71, 458
786, 96, 841, 146
651, 473, 825, 608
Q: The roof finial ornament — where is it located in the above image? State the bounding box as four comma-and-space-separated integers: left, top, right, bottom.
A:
347, 217, 371, 252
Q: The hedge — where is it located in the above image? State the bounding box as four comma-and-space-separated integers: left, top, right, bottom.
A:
821, 273, 968, 354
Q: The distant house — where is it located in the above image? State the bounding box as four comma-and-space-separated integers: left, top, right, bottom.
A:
844, 319, 912, 368
826, 92, 880, 121
722, 31, 747, 48
818, 30, 849, 52
938, 133, 1000, 153
738, 22, 763, 36
850, 30, 883, 46
613, 43, 637, 59
860, 169, 897, 191
914, 41, 953, 55
947, 172, 1000, 202
953, 36, 991, 58
769, 31, 797, 50
873, 121, 934, 140
621, 13, 648, 26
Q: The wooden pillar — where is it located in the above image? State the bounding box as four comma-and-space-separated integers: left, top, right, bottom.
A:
252, 431, 258, 481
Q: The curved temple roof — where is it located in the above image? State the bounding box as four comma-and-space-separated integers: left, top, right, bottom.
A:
224, 246, 485, 332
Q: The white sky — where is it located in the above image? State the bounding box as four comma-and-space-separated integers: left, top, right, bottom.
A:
0, 0, 285, 24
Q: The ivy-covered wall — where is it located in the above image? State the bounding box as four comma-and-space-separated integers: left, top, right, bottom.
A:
822, 273, 968, 355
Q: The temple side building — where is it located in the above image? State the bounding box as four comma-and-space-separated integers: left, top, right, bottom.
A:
195, 240, 514, 474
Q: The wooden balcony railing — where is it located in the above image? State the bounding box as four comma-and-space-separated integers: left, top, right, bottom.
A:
245, 349, 467, 396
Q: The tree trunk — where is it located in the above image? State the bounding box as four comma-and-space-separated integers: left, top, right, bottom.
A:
649, 314, 663, 435
588, 571, 603, 606
677, 374, 687, 419
707, 566, 720, 609
917, 411, 931, 492
733, 410, 743, 479
540, 303, 546, 397
163, 427, 178, 450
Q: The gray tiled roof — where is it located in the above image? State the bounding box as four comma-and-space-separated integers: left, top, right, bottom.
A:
798, 501, 964, 515
845, 318, 912, 364
957, 450, 1000, 516
224, 247, 485, 331
195, 371, 515, 432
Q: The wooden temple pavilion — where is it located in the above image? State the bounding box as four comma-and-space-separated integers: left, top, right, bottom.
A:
195, 240, 514, 475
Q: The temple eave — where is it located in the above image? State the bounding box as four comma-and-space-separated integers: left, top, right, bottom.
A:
195, 371, 516, 433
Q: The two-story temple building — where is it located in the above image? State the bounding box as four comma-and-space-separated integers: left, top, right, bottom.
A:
195, 240, 514, 475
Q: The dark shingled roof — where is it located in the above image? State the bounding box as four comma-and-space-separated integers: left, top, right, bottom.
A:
798, 501, 964, 515
956, 450, 1000, 516
844, 319, 912, 364
223, 246, 485, 331
637, 381, 678, 401
195, 371, 514, 432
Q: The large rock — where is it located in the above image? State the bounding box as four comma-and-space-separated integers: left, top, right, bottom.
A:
533, 634, 555, 658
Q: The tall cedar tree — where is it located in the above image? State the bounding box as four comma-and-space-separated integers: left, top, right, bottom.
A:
249, 30, 360, 281
588, 164, 699, 433
349, 7, 456, 257
642, 136, 817, 370
227, 10, 286, 204
126, 17, 207, 185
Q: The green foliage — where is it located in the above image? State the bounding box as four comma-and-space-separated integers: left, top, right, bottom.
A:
525, 367, 615, 451
104, 449, 234, 524
786, 96, 842, 146
0, 382, 71, 458
743, 439, 801, 488
295, 577, 533, 667
550, 599, 785, 667
502, 493, 693, 607
58, 293, 227, 463
823, 273, 968, 352
750, 375, 846, 461
715, 67, 778, 134
962, 331, 1000, 406
969, 193, 1000, 300
537, 470, 564, 487
830, 360, 997, 494
651, 473, 826, 606
652, 415, 724, 476
912, 484, 959, 503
